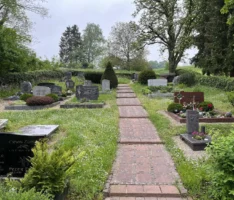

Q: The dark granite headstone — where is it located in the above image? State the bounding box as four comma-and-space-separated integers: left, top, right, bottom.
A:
66, 80, 75, 89
76, 85, 99, 100
186, 110, 199, 134
65, 72, 72, 80
51, 86, 62, 96
0, 125, 58, 177
21, 81, 32, 93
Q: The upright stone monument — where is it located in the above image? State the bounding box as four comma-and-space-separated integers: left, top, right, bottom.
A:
102, 79, 110, 91
148, 79, 167, 87
186, 110, 199, 134
65, 72, 72, 80
21, 81, 32, 94
84, 80, 92, 86
33, 86, 51, 96
51, 85, 62, 96
76, 85, 99, 100
66, 80, 75, 90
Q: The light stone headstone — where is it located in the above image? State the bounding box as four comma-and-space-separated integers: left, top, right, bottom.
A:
173, 76, 180, 85
84, 80, 92, 86
33, 86, 51, 96
148, 79, 168, 87
66, 80, 75, 89
21, 81, 32, 94
186, 110, 199, 134
102, 79, 110, 91
76, 85, 99, 100
51, 86, 62, 96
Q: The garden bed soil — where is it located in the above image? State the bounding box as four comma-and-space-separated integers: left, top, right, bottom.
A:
166, 111, 234, 123
5, 102, 60, 110
60, 103, 105, 109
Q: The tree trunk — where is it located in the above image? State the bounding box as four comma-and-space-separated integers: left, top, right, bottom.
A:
168, 50, 178, 73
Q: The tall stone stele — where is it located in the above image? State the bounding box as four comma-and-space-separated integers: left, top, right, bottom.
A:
186, 110, 199, 134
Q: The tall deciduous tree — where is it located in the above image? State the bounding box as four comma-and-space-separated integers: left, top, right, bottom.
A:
221, 0, 234, 25
133, 0, 196, 73
59, 25, 82, 66
82, 23, 105, 64
108, 22, 145, 70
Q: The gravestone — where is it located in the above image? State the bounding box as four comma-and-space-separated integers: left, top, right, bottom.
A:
76, 85, 99, 100
51, 85, 62, 96
174, 91, 204, 105
148, 79, 168, 87
186, 110, 199, 134
66, 80, 75, 89
21, 81, 32, 94
102, 79, 110, 91
33, 86, 51, 96
134, 73, 139, 81
84, 80, 92, 86
65, 72, 72, 80
37, 83, 55, 89
0, 119, 8, 130
77, 72, 85, 79
0, 125, 59, 177
173, 76, 180, 85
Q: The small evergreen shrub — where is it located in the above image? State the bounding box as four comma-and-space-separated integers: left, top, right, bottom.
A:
198, 101, 214, 112
26, 96, 54, 106
227, 92, 234, 106
167, 103, 183, 113
46, 94, 59, 102
177, 73, 196, 86
206, 134, 234, 199
138, 69, 156, 84
101, 62, 118, 89
20, 93, 33, 102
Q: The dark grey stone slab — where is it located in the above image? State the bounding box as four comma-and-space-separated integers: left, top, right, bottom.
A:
5, 102, 60, 110
60, 103, 104, 109
0, 125, 59, 177
76, 85, 99, 100
180, 134, 211, 151
186, 110, 199, 134
0, 119, 8, 129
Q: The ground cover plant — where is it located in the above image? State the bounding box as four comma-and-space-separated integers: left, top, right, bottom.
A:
0, 89, 119, 200
131, 82, 234, 199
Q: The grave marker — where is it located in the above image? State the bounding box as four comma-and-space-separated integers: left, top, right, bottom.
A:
186, 110, 199, 134
51, 85, 62, 96
76, 85, 99, 100
102, 79, 110, 91
21, 82, 32, 94
84, 80, 92, 86
148, 79, 167, 87
33, 86, 51, 96
174, 91, 204, 105
66, 80, 75, 90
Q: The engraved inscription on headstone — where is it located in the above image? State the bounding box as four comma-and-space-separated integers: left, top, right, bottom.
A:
51, 85, 62, 96
84, 80, 92, 86
148, 79, 168, 87
102, 79, 110, 91
66, 80, 75, 89
33, 86, 51, 96
186, 110, 199, 134
21, 81, 32, 93
76, 85, 99, 100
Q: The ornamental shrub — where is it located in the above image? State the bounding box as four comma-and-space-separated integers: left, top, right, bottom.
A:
198, 101, 214, 112
101, 62, 118, 89
26, 96, 54, 106
177, 73, 196, 86
138, 69, 156, 84
46, 94, 59, 102
167, 103, 183, 113
20, 93, 33, 102
206, 134, 234, 199
227, 92, 234, 106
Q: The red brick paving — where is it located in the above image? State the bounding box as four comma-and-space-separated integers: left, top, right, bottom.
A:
117, 93, 137, 98
105, 87, 187, 200
119, 106, 148, 118
117, 98, 141, 106
119, 119, 162, 144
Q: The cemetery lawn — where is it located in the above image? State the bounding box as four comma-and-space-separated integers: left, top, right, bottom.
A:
131, 83, 234, 199
0, 89, 119, 200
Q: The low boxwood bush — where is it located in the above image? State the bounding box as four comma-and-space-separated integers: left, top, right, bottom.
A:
138, 69, 156, 84
206, 134, 234, 199
46, 94, 59, 102
227, 92, 234, 106
167, 103, 183, 113
26, 96, 54, 106
20, 93, 33, 102
198, 101, 214, 112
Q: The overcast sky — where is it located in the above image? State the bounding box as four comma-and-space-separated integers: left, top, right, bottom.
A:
28, 0, 197, 64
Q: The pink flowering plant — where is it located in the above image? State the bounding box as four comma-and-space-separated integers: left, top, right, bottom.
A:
192, 131, 206, 140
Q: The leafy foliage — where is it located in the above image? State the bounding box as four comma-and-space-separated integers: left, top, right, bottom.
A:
46, 94, 59, 102
26, 96, 54, 106
84, 72, 102, 84
206, 134, 234, 199
227, 92, 234, 106
167, 103, 183, 113
198, 101, 214, 112
20, 93, 33, 102
177, 73, 196, 86
138, 69, 156, 84
101, 62, 118, 88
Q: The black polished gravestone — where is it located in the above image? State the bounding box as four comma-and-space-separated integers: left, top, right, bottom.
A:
0, 125, 58, 177
76, 85, 99, 100
180, 110, 211, 151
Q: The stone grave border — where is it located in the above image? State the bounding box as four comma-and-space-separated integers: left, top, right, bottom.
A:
166, 111, 234, 123
5, 101, 60, 110
148, 92, 174, 98
60, 103, 105, 109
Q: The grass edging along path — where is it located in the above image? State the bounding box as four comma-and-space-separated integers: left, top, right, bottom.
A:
0, 89, 119, 200
130, 83, 234, 199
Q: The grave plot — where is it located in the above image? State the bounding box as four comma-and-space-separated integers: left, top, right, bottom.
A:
0, 125, 59, 177
166, 91, 234, 123
142, 85, 174, 98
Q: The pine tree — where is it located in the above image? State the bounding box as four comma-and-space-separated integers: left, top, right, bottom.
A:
101, 62, 118, 89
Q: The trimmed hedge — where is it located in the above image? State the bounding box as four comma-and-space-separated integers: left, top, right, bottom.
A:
84, 72, 102, 84
138, 69, 157, 84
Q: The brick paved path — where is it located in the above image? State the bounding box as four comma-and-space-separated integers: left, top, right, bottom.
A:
104, 85, 188, 200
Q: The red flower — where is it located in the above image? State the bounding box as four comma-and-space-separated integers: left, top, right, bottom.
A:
199, 107, 203, 111
208, 103, 213, 108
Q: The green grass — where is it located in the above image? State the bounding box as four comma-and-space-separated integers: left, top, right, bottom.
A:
0, 90, 119, 200
131, 82, 234, 199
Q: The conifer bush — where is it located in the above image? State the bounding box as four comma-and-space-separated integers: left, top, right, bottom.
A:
101, 62, 118, 89
138, 69, 156, 84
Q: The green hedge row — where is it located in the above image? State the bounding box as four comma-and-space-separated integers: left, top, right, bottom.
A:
0, 70, 64, 86
176, 69, 234, 91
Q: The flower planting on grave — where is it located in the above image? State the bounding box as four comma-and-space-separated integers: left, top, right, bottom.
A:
142, 85, 174, 95
191, 131, 207, 140
26, 96, 55, 106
